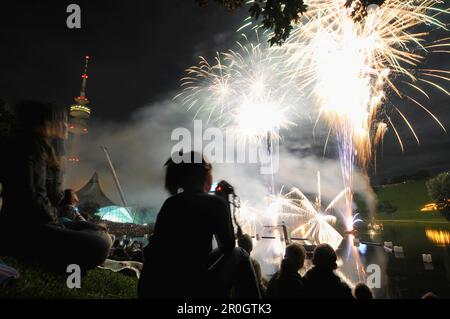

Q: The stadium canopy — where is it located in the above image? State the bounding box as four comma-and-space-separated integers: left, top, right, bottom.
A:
76, 172, 118, 208
97, 206, 134, 223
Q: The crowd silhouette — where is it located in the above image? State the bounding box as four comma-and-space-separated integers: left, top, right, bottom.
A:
0, 100, 441, 299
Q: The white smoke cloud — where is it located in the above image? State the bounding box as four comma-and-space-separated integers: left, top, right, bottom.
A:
64, 96, 376, 221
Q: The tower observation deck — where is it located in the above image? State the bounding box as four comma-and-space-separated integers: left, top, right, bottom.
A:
68, 56, 91, 163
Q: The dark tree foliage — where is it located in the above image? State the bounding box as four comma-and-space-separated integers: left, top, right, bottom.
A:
197, 0, 245, 10
344, 0, 385, 22
249, 0, 308, 46
197, 0, 386, 45
426, 172, 450, 220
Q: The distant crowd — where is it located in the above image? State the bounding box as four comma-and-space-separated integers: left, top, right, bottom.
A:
95, 220, 151, 238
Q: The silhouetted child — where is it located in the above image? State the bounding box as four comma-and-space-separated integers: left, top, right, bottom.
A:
266, 243, 306, 299
354, 282, 373, 299
303, 244, 353, 299
59, 189, 86, 222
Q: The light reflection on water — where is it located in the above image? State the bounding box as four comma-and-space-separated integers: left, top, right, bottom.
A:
425, 229, 450, 246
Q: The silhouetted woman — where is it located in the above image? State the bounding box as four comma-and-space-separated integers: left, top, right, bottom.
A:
266, 243, 306, 299
138, 151, 260, 298
303, 244, 353, 299
0, 101, 111, 272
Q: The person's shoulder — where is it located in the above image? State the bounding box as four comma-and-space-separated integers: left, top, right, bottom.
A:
302, 267, 315, 280
163, 195, 176, 204
265, 273, 279, 297
338, 279, 354, 298
198, 193, 229, 208
166, 192, 226, 205
285, 272, 304, 286
324, 272, 353, 298
159, 195, 177, 212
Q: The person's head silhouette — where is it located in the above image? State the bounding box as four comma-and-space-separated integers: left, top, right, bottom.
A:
279, 243, 306, 277
164, 151, 212, 195
312, 243, 338, 271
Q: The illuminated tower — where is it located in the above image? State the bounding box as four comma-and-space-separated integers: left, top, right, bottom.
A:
68, 56, 92, 163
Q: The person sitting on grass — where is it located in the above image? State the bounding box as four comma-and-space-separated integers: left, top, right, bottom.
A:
138, 151, 261, 299
266, 243, 306, 299
0, 101, 112, 273
353, 282, 374, 299
59, 189, 85, 223
303, 243, 353, 299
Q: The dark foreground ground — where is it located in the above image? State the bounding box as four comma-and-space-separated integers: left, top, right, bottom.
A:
0, 256, 137, 299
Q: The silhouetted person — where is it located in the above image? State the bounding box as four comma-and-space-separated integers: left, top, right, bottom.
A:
303, 244, 353, 299
266, 243, 306, 299
238, 233, 267, 297
59, 189, 86, 222
0, 101, 112, 272
354, 282, 373, 299
138, 151, 260, 299
127, 241, 144, 262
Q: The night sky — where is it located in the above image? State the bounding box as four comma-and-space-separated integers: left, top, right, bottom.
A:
0, 0, 245, 119
0, 0, 449, 184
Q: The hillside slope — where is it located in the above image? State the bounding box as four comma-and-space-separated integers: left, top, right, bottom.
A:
375, 179, 446, 221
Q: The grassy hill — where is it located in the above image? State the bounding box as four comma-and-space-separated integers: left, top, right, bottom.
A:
0, 256, 137, 299
374, 179, 447, 222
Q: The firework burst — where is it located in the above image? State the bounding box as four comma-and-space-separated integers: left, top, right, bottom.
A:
273, 0, 450, 230
283, 0, 449, 167
176, 32, 300, 143
176, 0, 449, 278
269, 172, 349, 250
